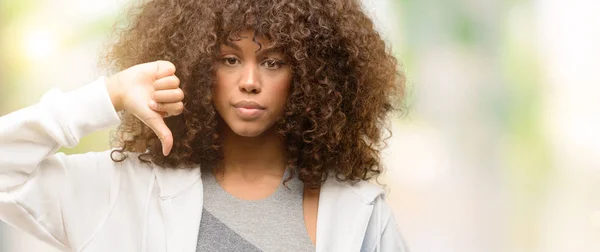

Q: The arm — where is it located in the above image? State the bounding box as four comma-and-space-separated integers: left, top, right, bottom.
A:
0, 77, 121, 249
0, 77, 120, 191
0, 60, 182, 250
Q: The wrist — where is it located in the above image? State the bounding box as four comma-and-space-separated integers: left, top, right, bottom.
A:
106, 73, 124, 112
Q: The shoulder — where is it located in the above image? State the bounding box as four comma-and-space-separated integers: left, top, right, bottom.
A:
55, 149, 155, 182
54, 149, 120, 173
76, 149, 201, 192
58, 149, 150, 168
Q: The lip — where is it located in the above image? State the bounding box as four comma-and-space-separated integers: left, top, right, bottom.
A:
232, 100, 265, 120
233, 100, 266, 110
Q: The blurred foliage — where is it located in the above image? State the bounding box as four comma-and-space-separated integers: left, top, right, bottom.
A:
0, 0, 122, 153
397, 0, 550, 250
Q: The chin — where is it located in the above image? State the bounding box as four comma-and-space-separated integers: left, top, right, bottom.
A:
228, 122, 270, 138
232, 128, 264, 137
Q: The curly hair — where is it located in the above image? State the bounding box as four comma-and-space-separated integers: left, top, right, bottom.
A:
101, 0, 404, 189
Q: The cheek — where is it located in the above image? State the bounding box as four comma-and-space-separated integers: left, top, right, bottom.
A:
271, 78, 292, 112
213, 73, 233, 104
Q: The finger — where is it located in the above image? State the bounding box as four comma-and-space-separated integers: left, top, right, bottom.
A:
153, 75, 180, 90
148, 101, 184, 116
144, 116, 173, 156
152, 89, 184, 103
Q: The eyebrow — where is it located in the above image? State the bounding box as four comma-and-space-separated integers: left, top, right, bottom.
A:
221, 40, 282, 57
222, 40, 242, 51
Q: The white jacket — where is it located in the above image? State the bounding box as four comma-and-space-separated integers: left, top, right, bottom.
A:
0, 77, 407, 252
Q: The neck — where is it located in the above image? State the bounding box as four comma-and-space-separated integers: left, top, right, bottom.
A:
217, 125, 287, 179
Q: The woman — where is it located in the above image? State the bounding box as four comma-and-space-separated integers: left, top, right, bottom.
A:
0, 0, 406, 251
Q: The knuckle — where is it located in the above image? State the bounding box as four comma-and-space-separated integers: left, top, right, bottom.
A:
168, 77, 179, 88
175, 89, 184, 99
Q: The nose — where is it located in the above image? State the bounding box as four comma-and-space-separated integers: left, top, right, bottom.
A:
239, 63, 260, 93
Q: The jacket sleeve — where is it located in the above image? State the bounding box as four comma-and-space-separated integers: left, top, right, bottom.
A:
379, 208, 409, 251
371, 196, 410, 252
0, 77, 121, 250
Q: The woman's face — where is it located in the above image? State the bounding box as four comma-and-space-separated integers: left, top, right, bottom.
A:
213, 30, 292, 137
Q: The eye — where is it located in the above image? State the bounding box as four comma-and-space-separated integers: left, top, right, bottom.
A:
222, 56, 239, 66
262, 59, 285, 70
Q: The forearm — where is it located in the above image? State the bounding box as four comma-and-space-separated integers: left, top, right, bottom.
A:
0, 77, 120, 190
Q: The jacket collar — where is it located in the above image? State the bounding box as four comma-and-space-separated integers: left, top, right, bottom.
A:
154, 164, 201, 198
325, 178, 385, 205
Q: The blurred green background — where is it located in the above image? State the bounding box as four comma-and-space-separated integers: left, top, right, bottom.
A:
1, 0, 599, 251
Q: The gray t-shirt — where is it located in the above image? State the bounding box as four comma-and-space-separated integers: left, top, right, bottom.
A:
196, 168, 315, 252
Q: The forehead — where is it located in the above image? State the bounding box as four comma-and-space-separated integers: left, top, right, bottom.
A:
220, 30, 279, 52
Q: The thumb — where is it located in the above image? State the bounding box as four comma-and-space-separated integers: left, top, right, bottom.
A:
144, 115, 173, 156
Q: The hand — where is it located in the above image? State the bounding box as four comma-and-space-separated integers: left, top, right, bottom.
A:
106, 60, 183, 156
